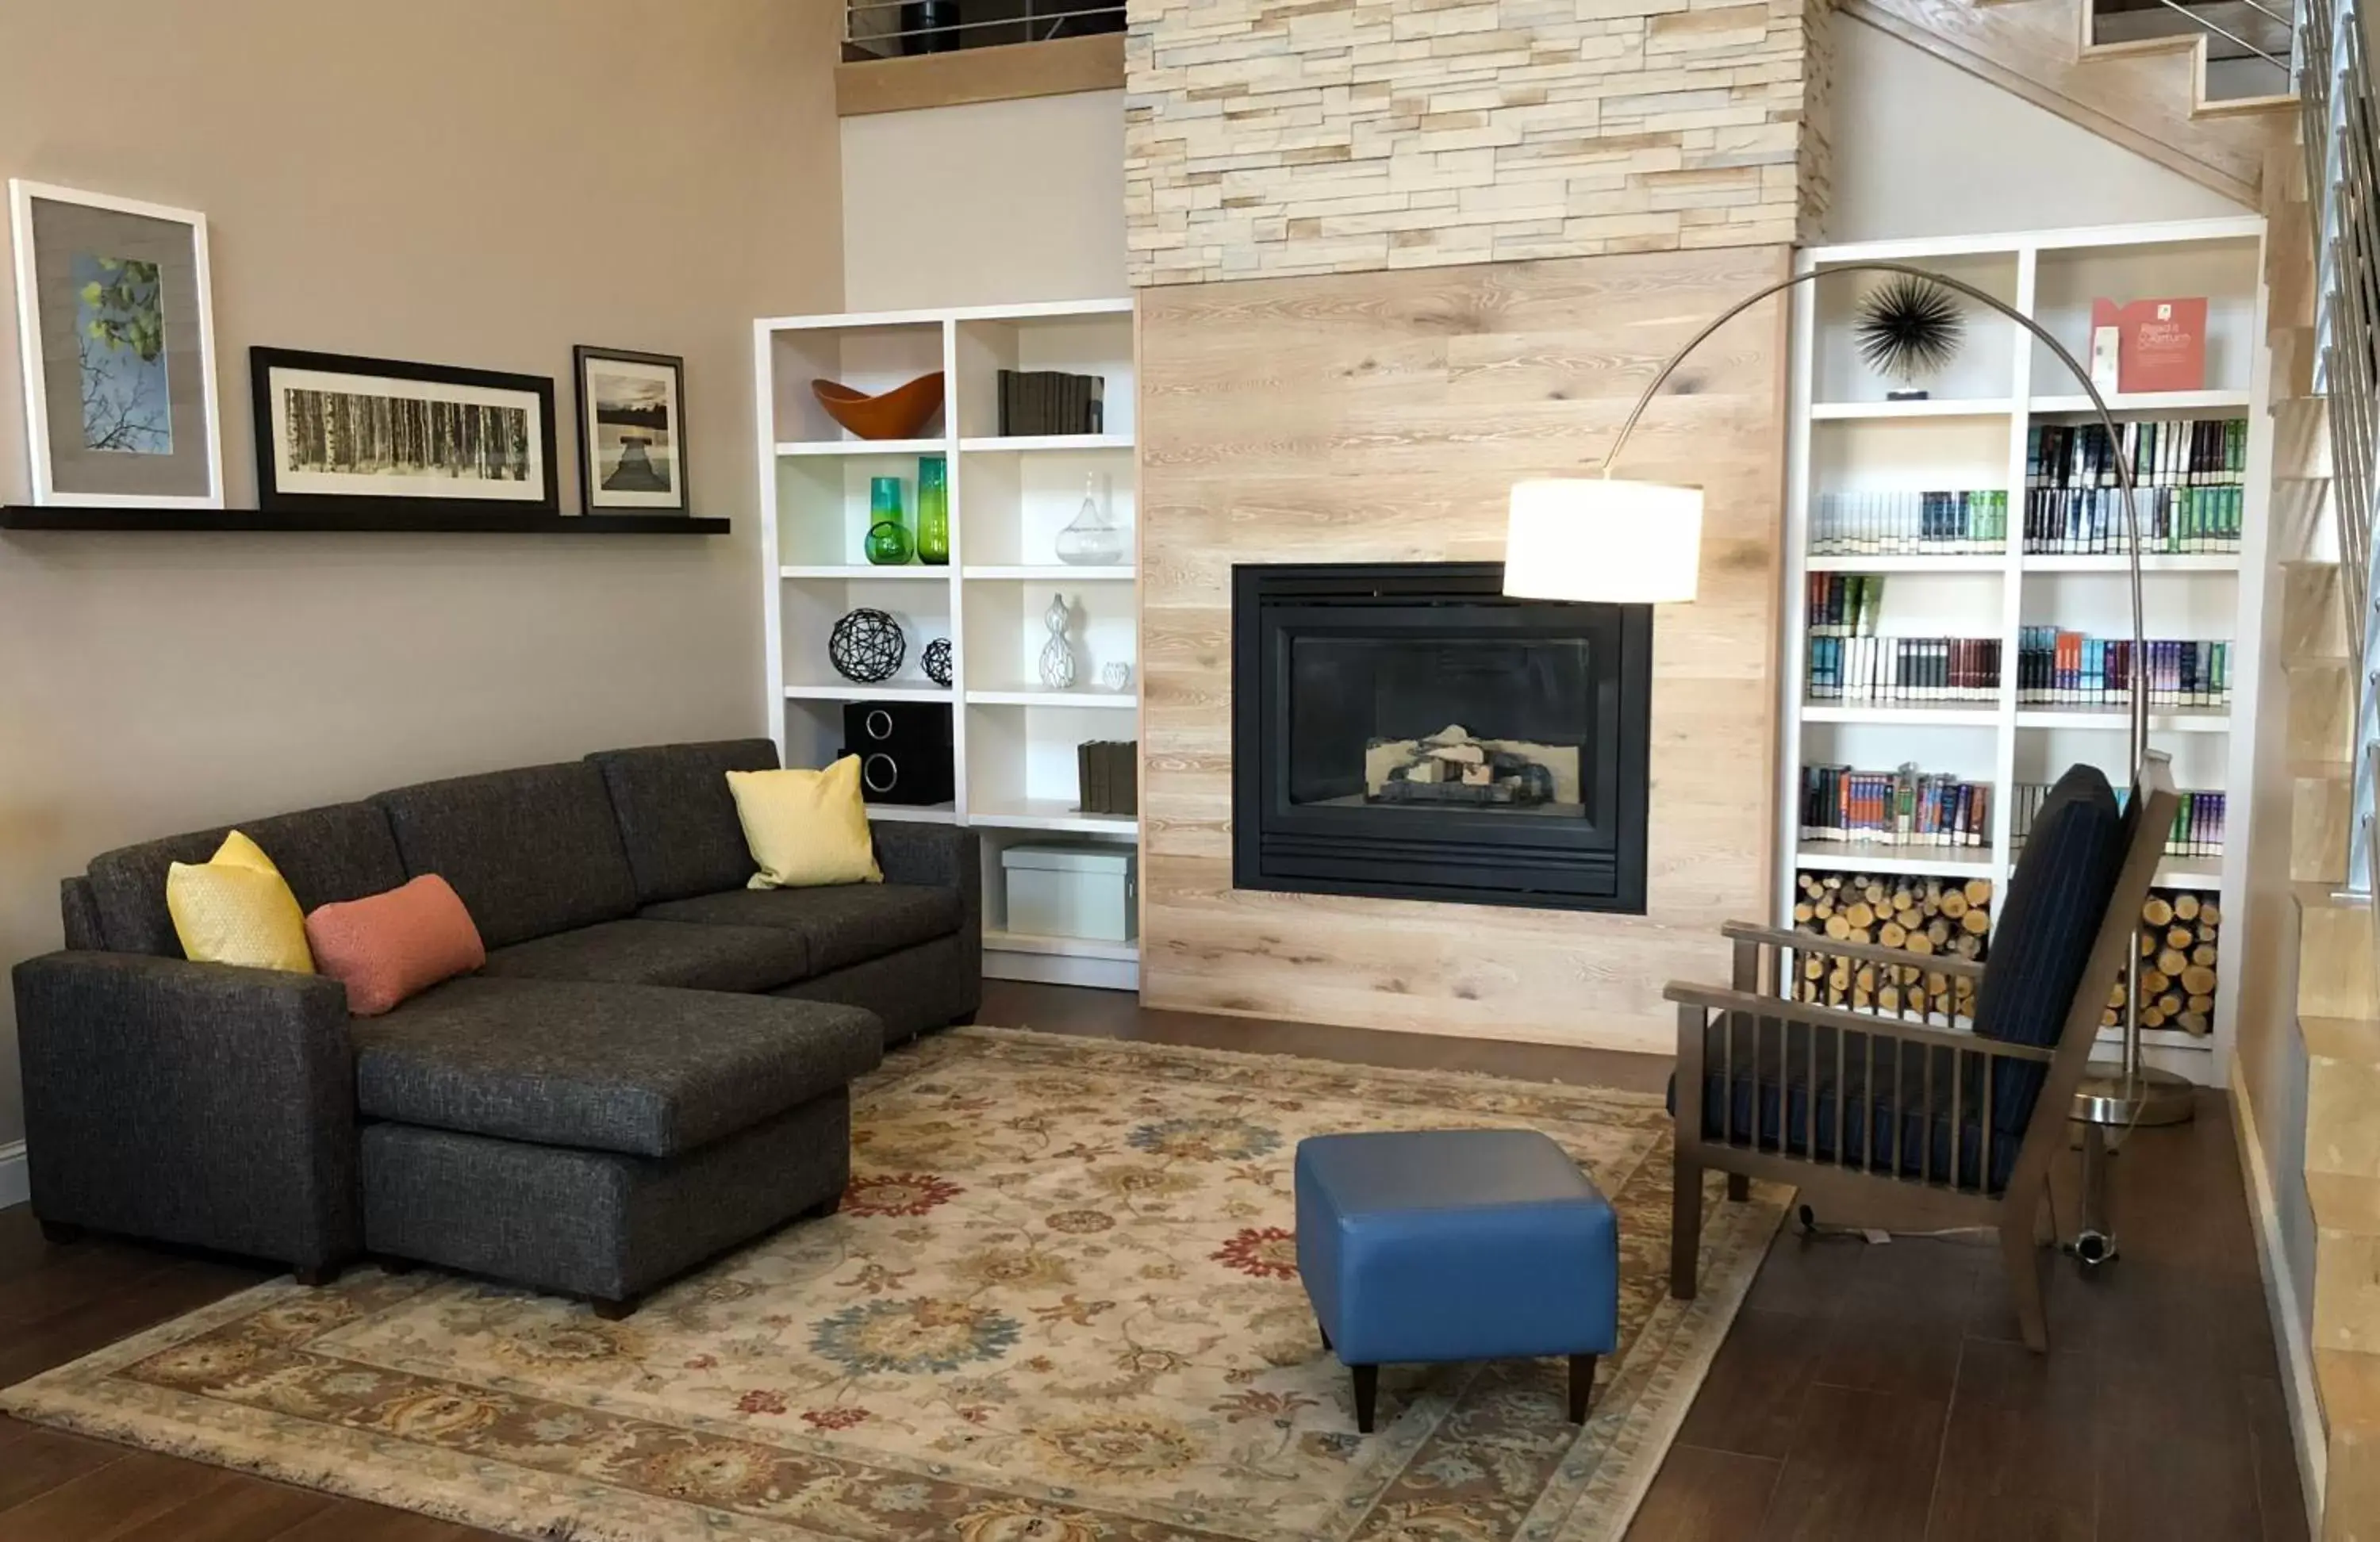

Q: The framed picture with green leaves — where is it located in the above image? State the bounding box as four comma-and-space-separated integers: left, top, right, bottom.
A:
8, 181, 223, 508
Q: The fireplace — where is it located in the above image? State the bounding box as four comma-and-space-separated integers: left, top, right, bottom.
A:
1232, 563, 1652, 912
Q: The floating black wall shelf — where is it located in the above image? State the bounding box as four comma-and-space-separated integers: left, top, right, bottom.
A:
0, 505, 730, 535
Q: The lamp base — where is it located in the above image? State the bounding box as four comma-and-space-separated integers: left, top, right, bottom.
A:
2070, 1061, 2198, 1127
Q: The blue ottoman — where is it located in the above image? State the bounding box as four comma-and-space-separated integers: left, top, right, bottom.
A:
1296, 1128, 1618, 1433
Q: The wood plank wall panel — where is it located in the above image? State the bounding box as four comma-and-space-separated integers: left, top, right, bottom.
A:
1137, 244, 1792, 1053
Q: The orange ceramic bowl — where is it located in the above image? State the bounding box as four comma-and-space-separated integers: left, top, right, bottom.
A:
812, 372, 946, 441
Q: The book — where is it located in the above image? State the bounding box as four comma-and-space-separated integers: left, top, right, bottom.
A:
2090, 296, 2209, 393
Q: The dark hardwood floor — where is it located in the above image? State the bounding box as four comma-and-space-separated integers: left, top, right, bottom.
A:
0, 980, 2310, 1540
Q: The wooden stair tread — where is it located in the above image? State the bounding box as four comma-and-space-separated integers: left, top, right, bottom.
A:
2316, 1346, 2380, 1428
2309, 1169, 2380, 1233
2305, 1015, 2380, 1064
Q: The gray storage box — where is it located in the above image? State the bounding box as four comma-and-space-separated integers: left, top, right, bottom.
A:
1000, 842, 1138, 942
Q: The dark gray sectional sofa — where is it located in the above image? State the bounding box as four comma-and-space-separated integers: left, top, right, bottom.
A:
13, 738, 980, 1315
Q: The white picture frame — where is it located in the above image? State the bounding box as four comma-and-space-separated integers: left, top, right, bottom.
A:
10, 179, 224, 508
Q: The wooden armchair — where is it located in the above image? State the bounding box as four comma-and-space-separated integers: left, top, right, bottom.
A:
1663, 755, 2176, 1352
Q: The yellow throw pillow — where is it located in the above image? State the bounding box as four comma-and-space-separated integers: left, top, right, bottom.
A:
727, 758, 884, 889
166, 830, 316, 973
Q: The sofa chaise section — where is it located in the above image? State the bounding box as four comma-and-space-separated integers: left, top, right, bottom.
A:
354, 976, 879, 1308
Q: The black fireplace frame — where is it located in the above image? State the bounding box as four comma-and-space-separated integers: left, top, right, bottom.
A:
1231, 562, 1653, 913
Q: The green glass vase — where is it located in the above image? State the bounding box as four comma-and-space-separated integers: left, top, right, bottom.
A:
864, 475, 913, 566
916, 455, 950, 566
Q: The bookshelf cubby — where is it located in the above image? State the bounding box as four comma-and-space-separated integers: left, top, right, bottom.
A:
755, 299, 1141, 990
1781, 219, 2270, 1083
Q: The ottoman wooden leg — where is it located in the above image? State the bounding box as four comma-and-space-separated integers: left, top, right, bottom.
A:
1351, 1364, 1379, 1433
1318, 1320, 1332, 1353
1726, 1172, 1750, 1202
1568, 1354, 1597, 1422
590, 1295, 639, 1321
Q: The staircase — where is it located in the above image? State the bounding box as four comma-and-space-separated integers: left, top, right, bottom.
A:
2273, 0, 2380, 1529
1849, 0, 2297, 204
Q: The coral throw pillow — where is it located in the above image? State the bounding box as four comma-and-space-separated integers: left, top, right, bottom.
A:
305, 875, 486, 1017
726, 758, 883, 889
166, 830, 316, 973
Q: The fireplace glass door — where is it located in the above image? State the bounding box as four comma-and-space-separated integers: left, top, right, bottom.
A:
1234, 563, 1651, 911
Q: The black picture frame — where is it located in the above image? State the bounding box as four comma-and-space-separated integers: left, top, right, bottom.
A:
249, 347, 559, 515
574, 344, 689, 516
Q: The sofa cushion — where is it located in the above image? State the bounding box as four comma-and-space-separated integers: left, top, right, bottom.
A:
640, 883, 962, 973
351, 976, 881, 1157
373, 762, 639, 949
587, 739, 779, 906
1971, 761, 2129, 1153
87, 802, 405, 958
476, 919, 811, 993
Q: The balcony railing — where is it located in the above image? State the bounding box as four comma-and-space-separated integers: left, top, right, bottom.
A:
844, 0, 1124, 60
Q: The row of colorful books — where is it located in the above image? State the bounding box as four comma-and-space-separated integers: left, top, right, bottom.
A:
2013, 631, 2231, 707
1799, 765, 1990, 849
1809, 491, 2008, 555
2026, 419, 2246, 490
2022, 485, 2243, 554
1806, 573, 1885, 636
1806, 636, 2001, 701
2013, 781, 2226, 860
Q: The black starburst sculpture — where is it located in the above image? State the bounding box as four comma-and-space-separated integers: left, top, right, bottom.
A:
1855, 276, 1964, 399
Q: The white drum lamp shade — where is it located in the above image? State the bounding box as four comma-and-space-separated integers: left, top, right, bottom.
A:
1503, 478, 1702, 604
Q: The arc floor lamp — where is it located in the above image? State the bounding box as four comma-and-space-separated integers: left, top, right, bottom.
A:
1507, 261, 2191, 1253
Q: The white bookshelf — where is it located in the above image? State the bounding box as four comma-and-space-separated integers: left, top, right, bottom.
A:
1781, 218, 2272, 1080
754, 299, 1141, 990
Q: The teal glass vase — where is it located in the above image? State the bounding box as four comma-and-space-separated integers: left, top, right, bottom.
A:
864, 475, 913, 565
916, 455, 950, 566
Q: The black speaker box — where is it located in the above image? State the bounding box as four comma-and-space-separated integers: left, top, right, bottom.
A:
842, 701, 954, 806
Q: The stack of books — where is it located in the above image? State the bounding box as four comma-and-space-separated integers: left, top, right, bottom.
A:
2024, 418, 2244, 554
1806, 573, 1884, 635
1075, 739, 1137, 816
1800, 764, 1990, 849
2028, 419, 2245, 489
2014, 631, 2230, 708
996, 370, 1107, 436
2021, 485, 2241, 554
1807, 636, 2002, 702
2014, 782, 2225, 861
1810, 490, 2007, 555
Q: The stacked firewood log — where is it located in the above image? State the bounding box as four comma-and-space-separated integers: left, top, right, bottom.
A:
1790, 873, 1994, 1019
2109, 888, 2219, 1037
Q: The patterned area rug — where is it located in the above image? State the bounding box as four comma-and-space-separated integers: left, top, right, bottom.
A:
1, 1027, 1783, 1541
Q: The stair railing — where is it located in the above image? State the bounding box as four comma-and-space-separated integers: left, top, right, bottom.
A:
2298, 0, 2380, 896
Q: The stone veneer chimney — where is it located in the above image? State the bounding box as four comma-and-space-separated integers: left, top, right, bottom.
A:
1125, 0, 1833, 286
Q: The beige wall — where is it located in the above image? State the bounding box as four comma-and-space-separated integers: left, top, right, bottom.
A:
841, 92, 1127, 311
1824, 15, 2248, 241
0, 0, 846, 1149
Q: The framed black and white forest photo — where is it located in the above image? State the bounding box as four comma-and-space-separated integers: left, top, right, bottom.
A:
574, 345, 686, 514
10, 180, 224, 508
250, 347, 558, 514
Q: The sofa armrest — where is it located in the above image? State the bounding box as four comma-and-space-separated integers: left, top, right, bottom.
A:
869, 822, 981, 1017
870, 821, 977, 896
13, 950, 362, 1272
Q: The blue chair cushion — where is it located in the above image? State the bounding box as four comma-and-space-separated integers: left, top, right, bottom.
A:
1971, 761, 2128, 1151
1294, 1129, 1618, 1367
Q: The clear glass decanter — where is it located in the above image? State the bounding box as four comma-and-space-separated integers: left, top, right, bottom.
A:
1055, 472, 1126, 566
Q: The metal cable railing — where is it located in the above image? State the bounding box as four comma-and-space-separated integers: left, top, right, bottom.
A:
2297, 0, 2380, 894
844, 0, 1124, 59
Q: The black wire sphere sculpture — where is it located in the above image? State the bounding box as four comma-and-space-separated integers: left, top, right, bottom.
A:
829, 607, 907, 685
923, 636, 954, 688
1855, 275, 1965, 398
